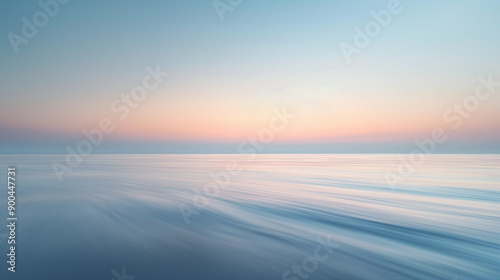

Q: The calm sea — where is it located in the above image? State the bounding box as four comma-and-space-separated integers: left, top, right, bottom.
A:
0, 154, 498, 280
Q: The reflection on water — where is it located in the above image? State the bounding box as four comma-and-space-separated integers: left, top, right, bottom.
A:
0, 154, 498, 280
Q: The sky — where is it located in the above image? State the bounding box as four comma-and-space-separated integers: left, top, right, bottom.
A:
1, 0, 499, 153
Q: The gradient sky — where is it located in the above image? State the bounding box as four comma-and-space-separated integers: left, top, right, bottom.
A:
1, 0, 499, 153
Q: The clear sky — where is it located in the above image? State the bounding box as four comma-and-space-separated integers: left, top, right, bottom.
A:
1, 0, 499, 153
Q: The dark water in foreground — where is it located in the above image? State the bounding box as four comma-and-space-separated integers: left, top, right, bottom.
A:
0, 154, 498, 280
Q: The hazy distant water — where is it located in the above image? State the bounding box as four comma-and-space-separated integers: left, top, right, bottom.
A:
0, 154, 498, 280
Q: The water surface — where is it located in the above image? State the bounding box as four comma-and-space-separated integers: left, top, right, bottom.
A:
0, 154, 498, 280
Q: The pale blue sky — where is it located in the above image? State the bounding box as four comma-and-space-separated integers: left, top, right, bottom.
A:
1, 0, 499, 153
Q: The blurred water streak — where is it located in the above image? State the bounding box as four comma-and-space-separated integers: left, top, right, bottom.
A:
0, 154, 498, 280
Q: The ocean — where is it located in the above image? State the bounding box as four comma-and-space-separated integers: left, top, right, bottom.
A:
0, 154, 498, 280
